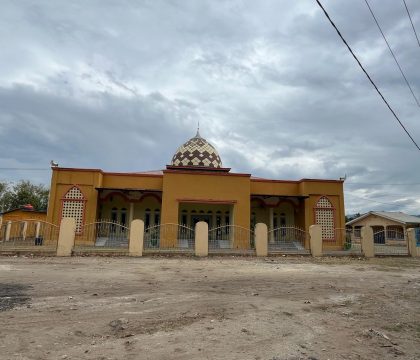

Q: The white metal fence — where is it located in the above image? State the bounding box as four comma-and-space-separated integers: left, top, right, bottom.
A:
267, 226, 309, 254
208, 225, 255, 253
143, 223, 195, 252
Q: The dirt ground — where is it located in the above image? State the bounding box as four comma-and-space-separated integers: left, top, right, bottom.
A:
0, 256, 419, 360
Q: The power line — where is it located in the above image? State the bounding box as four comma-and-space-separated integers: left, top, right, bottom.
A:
403, 0, 420, 47
315, 0, 420, 151
364, 0, 420, 107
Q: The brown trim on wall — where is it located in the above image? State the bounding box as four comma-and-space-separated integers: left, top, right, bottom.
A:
177, 198, 237, 204
52, 167, 164, 178
164, 169, 251, 177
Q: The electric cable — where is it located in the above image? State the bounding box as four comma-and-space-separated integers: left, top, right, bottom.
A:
365, 0, 420, 107
315, 0, 420, 151
403, 0, 420, 47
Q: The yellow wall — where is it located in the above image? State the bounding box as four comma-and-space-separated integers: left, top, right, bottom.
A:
251, 181, 300, 196
102, 174, 162, 190
161, 171, 251, 230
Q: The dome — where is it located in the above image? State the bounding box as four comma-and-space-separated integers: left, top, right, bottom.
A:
170, 130, 223, 168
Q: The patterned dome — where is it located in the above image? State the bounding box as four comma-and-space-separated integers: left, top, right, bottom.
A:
171, 130, 223, 168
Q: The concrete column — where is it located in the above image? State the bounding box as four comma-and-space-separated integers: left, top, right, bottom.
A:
22, 221, 28, 241
5, 221, 11, 242
406, 228, 419, 257
35, 222, 41, 238
57, 218, 76, 257
195, 221, 208, 257
229, 207, 234, 243
361, 226, 374, 258
269, 208, 274, 243
129, 202, 134, 225
309, 224, 322, 257
255, 223, 268, 257
129, 219, 144, 257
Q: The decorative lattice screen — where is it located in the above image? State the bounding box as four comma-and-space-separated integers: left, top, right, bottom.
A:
62, 187, 85, 233
315, 196, 334, 240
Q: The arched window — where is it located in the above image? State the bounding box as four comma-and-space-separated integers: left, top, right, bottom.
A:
314, 196, 335, 241
61, 186, 86, 233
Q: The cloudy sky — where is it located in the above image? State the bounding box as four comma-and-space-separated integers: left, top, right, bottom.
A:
1, 0, 420, 215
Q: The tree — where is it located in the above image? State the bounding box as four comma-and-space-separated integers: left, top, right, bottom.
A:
0, 180, 49, 213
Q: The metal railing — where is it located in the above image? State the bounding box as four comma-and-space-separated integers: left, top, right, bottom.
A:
0, 220, 59, 250
267, 226, 309, 254
208, 225, 255, 253
143, 223, 195, 252
373, 230, 408, 256
339, 228, 362, 254
76, 220, 130, 248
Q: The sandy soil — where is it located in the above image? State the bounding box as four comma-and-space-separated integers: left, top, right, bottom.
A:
0, 255, 419, 360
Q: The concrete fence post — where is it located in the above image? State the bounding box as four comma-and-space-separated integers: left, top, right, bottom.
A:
406, 229, 418, 257
57, 218, 76, 257
255, 223, 268, 257
129, 219, 144, 256
195, 221, 208, 257
5, 221, 11, 242
361, 226, 374, 258
22, 221, 28, 241
309, 225, 322, 257
35, 222, 41, 239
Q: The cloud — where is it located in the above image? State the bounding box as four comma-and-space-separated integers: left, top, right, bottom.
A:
0, 0, 420, 214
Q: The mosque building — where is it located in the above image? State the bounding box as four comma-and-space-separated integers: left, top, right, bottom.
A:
46, 129, 345, 250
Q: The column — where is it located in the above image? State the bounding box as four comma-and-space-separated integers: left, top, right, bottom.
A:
129, 202, 134, 224
129, 219, 144, 256
35, 222, 41, 238
22, 221, 28, 241
269, 208, 274, 243
195, 221, 208, 257
406, 228, 419, 257
255, 223, 268, 257
361, 226, 374, 258
5, 221, 11, 242
309, 224, 322, 257
57, 218, 76, 257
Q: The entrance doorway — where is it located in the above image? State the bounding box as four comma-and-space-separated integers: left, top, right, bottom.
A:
191, 215, 212, 228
